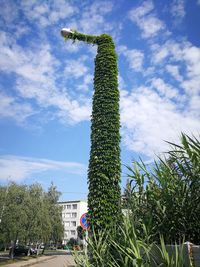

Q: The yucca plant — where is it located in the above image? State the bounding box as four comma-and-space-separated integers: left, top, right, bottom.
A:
149, 236, 189, 267
74, 229, 111, 267
109, 217, 151, 267
74, 216, 191, 267
124, 134, 200, 244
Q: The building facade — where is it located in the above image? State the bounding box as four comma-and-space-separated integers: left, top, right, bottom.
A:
59, 200, 87, 243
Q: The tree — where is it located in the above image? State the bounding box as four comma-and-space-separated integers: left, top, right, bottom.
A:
0, 183, 29, 258
25, 183, 51, 245
0, 185, 9, 250
0, 182, 64, 254
46, 183, 64, 246
62, 30, 122, 230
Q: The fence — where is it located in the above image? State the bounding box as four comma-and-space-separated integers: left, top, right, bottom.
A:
150, 242, 200, 267
192, 245, 200, 267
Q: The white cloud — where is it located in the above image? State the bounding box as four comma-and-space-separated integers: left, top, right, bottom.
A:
0, 0, 115, 127
120, 46, 144, 72
64, 58, 88, 78
0, 0, 199, 163
151, 43, 170, 64
183, 46, 200, 78
0, 155, 86, 182
22, 0, 77, 27
0, 0, 19, 25
166, 64, 183, 82
170, 0, 186, 21
140, 16, 165, 39
118, 75, 126, 91
151, 78, 179, 99
0, 30, 91, 124
151, 40, 200, 96
16, 79, 91, 124
120, 87, 200, 158
0, 31, 57, 83
78, 1, 114, 34
77, 74, 93, 92
62, 41, 83, 54
129, 1, 165, 38
0, 92, 35, 124
188, 95, 200, 116
129, 1, 154, 18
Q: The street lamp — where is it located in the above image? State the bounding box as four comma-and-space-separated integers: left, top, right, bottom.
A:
60, 28, 74, 38
61, 29, 121, 231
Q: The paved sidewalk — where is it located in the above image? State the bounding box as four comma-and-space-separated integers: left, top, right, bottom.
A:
3, 255, 57, 267
29, 255, 75, 267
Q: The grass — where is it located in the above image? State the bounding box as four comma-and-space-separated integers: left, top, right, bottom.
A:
0, 254, 44, 266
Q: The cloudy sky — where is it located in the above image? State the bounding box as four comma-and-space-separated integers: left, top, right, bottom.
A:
0, 0, 199, 200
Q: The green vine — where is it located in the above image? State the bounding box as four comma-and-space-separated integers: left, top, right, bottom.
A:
63, 30, 121, 231
64, 30, 98, 45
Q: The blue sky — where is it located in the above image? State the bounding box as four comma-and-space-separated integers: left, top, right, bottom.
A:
0, 0, 200, 201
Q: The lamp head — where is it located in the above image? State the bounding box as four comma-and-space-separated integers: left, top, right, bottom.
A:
60, 28, 74, 38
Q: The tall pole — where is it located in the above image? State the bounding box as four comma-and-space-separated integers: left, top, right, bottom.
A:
61, 29, 121, 231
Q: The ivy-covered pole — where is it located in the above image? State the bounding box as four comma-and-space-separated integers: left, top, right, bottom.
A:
61, 29, 121, 231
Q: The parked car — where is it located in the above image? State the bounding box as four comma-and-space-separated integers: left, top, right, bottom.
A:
12, 245, 36, 256
62, 244, 67, 249
49, 246, 57, 250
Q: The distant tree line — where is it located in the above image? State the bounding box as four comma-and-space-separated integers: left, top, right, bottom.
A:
0, 182, 64, 251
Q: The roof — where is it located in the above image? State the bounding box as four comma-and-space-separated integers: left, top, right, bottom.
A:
58, 200, 87, 204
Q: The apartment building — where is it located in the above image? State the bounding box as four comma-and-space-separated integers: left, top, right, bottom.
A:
59, 200, 87, 243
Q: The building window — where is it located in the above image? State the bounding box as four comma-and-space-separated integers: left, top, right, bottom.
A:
71, 230, 76, 235
66, 213, 71, 218
67, 204, 71, 209
65, 222, 70, 227
72, 212, 77, 218
64, 230, 69, 238
71, 221, 76, 227
72, 204, 77, 209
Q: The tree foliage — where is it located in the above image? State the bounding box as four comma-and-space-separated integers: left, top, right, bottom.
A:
124, 134, 200, 244
63, 31, 122, 230
46, 183, 64, 244
0, 182, 63, 249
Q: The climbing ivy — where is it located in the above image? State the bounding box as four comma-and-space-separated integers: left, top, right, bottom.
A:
64, 30, 98, 45
63, 31, 121, 230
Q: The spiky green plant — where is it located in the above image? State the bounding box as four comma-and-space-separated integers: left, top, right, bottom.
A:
74, 216, 191, 267
62, 30, 121, 230
124, 133, 200, 244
